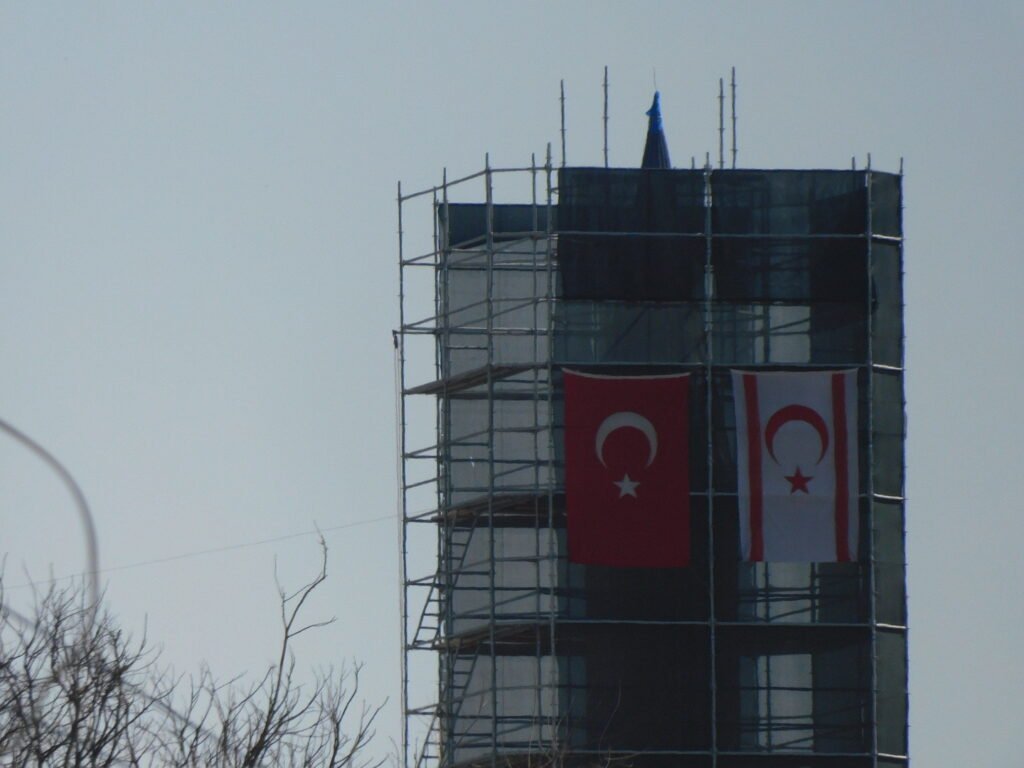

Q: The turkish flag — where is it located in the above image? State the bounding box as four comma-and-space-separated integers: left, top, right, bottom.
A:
564, 371, 690, 567
733, 370, 859, 562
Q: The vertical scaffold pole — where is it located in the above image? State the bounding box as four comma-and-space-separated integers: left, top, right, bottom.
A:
484, 155, 499, 768
730, 67, 737, 169
703, 158, 719, 768
718, 77, 725, 169
603, 66, 609, 168
438, 170, 450, 767
560, 80, 567, 169
865, 163, 880, 768
898, 157, 909, 758
544, 143, 559, 765
396, 180, 410, 768
529, 152, 545, 760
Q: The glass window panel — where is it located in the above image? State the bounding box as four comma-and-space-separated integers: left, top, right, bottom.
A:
446, 629, 711, 756
440, 202, 552, 249
876, 630, 909, 756
553, 301, 704, 364
443, 265, 549, 330
871, 242, 903, 367
558, 168, 706, 234
712, 303, 866, 365
873, 500, 905, 564
724, 562, 868, 624
717, 628, 871, 754
711, 171, 867, 236
444, 398, 552, 502
558, 234, 704, 301
870, 172, 902, 238
443, 329, 547, 374
444, 653, 564, 764
448, 527, 559, 635
738, 653, 814, 751
445, 344, 486, 377
874, 562, 906, 627
714, 237, 867, 302
573, 626, 711, 751
873, 500, 907, 625
871, 371, 905, 497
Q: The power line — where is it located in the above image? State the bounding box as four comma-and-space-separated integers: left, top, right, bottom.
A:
6, 513, 396, 590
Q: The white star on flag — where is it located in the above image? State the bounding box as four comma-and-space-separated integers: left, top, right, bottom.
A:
614, 473, 640, 498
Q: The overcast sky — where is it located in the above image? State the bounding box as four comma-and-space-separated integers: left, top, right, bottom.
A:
1, 3, 1022, 765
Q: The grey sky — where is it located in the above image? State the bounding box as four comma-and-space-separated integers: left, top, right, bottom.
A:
1, 3, 1021, 765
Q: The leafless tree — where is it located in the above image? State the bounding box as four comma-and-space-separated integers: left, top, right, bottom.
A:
0, 541, 384, 768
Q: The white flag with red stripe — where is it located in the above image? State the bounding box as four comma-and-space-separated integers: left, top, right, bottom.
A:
733, 370, 859, 562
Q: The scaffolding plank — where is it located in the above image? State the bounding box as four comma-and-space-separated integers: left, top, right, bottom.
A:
404, 363, 538, 396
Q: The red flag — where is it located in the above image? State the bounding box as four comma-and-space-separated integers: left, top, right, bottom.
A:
733, 370, 859, 562
564, 371, 690, 567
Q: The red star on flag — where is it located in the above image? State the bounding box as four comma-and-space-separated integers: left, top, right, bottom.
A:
784, 466, 813, 494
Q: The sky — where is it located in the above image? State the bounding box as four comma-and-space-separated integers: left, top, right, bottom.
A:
1, 2, 1022, 765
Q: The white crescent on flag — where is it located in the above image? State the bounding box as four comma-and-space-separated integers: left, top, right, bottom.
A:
733, 369, 859, 563
595, 411, 658, 468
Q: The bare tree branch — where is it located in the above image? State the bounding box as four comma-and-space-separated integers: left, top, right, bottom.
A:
0, 543, 381, 768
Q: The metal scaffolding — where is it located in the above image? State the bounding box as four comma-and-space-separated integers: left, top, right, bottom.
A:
399, 153, 561, 768
396, 160, 907, 768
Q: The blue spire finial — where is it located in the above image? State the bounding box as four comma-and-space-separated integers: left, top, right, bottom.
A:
646, 91, 663, 128
641, 91, 671, 169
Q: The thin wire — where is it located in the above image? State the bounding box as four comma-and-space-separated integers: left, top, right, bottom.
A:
7, 513, 395, 590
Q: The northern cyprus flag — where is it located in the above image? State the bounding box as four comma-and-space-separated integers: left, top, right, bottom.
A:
733, 370, 859, 562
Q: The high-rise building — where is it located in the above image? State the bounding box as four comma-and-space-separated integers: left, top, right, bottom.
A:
397, 92, 907, 768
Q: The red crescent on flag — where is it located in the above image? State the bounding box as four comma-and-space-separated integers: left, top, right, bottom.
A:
764, 404, 829, 465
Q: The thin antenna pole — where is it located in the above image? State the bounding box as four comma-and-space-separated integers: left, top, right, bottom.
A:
603, 66, 609, 168
718, 77, 725, 169
560, 80, 566, 168
730, 67, 737, 168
